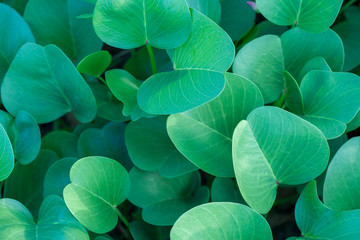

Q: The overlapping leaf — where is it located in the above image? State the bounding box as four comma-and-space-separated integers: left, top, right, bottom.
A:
233, 106, 329, 213
1, 43, 97, 124
167, 73, 263, 177
0, 124, 14, 181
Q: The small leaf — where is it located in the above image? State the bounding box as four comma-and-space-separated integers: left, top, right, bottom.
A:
93, 0, 191, 49
2, 43, 97, 124
0, 124, 14, 181
63, 156, 130, 234
256, 0, 343, 33
77, 51, 112, 77
170, 202, 273, 240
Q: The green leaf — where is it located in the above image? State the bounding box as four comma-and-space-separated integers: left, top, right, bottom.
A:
4, 150, 59, 218
93, 0, 191, 49
233, 35, 284, 104
170, 202, 273, 240
63, 156, 130, 234
297, 57, 331, 82
300, 71, 360, 138
128, 168, 209, 226
0, 196, 89, 240
125, 116, 197, 178
0, 3, 34, 83
281, 28, 344, 81
42, 131, 79, 158
344, 5, 360, 23
233, 106, 329, 213
2, 43, 97, 124
0, 110, 40, 165
77, 51, 112, 77
167, 73, 263, 177
106, 69, 152, 121
211, 177, 245, 204
130, 221, 170, 240
219, 0, 255, 41
333, 21, 360, 71
0, 124, 14, 181
24, 0, 102, 62
43, 157, 77, 198
323, 137, 360, 211
138, 69, 225, 114
78, 122, 133, 171
347, 110, 360, 132
256, 0, 343, 33
167, 9, 234, 72
295, 180, 360, 239
284, 71, 304, 114
186, 0, 221, 23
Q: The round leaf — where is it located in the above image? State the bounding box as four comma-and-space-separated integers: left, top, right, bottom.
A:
63, 156, 130, 234
170, 202, 273, 240
0, 124, 14, 181
233, 106, 329, 213
1, 43, 97, 124
168, 73, 263, 177
256, 0, 342, 33
77, 51, 112, 77
93, 0, 191, 49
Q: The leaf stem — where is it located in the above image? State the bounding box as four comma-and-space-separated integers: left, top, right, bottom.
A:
98, 76, 107, 86
146, 44, 157, 74
273, 91, 287, 108
115, 207, 129, 228
340, 0, 357, 14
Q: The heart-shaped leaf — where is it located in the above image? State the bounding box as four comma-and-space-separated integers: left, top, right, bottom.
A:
295, 180, 360, 239
256, 0, 343, 33
93, 0, 191, 49
0, 195, 89, 240
0, 3, 34, 82
42, 131, 79, 158
128, 168, 209, 226
186, 0, 221, 23
0, 124, 14, 181
233, 106, 329, 213
24, 0, 102, 62
170, 202, 273, 240
233, 34, 284, 103
0, 110, 40, 164
219, 0, 255, 41
297, 56, 331, 82
77, 50, 112, 77
78, 122, 133, 171
1, 43, 97, 124
63, 156, 130, 234
323, 137, 360, 211
125, 116, 197, 178
167, 73, 263, 177
43, 157, 77, 198
281, 28, 344, 82
4, 150, 59, 218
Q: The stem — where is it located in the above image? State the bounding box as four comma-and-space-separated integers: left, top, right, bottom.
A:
146, 44, 157, 74
273, 91, 287, 108
98, 76, 107, 86
340, 0, 357, 14
115, 207, 129, 228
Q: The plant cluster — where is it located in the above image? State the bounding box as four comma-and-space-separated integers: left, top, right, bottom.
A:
1, 0, 360, 239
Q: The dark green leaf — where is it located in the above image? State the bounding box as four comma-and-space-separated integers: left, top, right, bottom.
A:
42, 131, 79, 158
77, 51, 112, 77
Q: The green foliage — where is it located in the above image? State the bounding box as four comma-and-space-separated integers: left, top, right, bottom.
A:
2, 0, 360, 239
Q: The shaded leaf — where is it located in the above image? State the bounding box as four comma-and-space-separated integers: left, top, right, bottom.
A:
42, 130, 79, 158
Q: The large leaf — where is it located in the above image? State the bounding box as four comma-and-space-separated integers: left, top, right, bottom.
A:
0, 110, 40, 164
4, 150, 59, 218
0, 3, 34, 83
128, 168, 209, 226
233, 106, 329, 213
219, 0, 255, 41
167, 73, 263, 177
63, 156, 130, 234
77, 122, 133, 171
186, 0, 221, 24
125, 116, 197, 178
93, 0, 191, 49
0, 196, 89, 240
0, 124, 14, 181
1, 43, 96, 124
233, 35, 284, 103
323, 137, 360, 211
24, 0, 102, 62
295, 181, 360, 239
256, 0, 343, 33
170, 202, 272, 240
333, 21, 360, 71
281, 28, 344, 82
